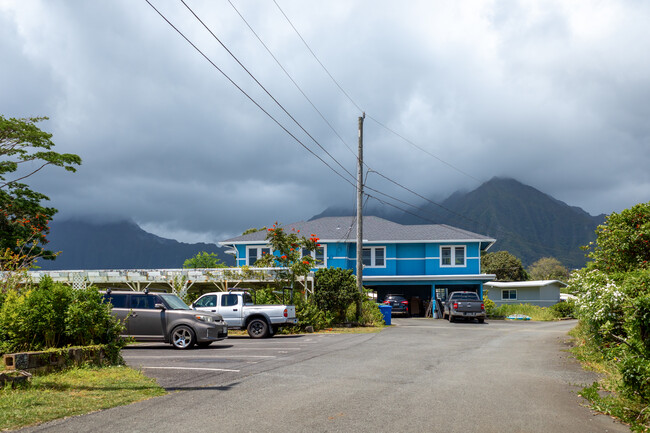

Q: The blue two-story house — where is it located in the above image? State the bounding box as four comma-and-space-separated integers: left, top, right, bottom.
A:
220, 216, 496, 313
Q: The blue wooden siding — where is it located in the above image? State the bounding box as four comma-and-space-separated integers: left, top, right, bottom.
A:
235, 241, 483, 276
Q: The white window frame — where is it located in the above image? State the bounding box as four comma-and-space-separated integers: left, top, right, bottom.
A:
247, 246, 272, 266
362, 246, 386, 268
502, 289, 517, 300
440, 245, 466, 267
301, 245, 327, 268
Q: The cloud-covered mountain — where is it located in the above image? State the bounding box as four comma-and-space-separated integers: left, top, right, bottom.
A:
37, 219, 235, 270
313, 177, 605, 269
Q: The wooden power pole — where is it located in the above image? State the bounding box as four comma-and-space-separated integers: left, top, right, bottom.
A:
356, 113, 365, 319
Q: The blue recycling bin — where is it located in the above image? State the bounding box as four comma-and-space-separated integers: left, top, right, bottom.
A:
379, 304, 392, 325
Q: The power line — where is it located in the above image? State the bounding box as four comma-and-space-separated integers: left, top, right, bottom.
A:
180, 0, 356, 182
227, 0, 357, 160
144, 0, 356, 190
273, 0, 364, 114
272, 1, 484, 185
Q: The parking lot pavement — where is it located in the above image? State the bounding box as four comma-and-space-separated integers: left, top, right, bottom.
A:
122, 332, 378, 390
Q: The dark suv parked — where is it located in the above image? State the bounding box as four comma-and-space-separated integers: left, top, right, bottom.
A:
383, 294, 410, 316
101, 290, 228, 349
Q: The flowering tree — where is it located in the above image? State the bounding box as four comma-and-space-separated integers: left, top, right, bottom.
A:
1, 115, 81, 264
253, 222, 320, 292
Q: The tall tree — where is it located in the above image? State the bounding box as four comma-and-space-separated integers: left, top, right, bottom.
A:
527, 257, 570, 281
0, 116, 81, 264
481, 251, 528, 281
585, 201, 650, 273
183, 251, 226, 269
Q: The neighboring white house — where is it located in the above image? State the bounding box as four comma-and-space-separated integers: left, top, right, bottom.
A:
484, 280, 567, 307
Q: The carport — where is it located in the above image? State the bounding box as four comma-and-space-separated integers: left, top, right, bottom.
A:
364, 275, 491, 318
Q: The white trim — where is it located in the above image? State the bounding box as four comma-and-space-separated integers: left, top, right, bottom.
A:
220, 238, 496, 246
363, 246, 386, 268
485, 280, 568, 288
440, 245, 466, 267
246, 245, 272, 266
362, 274, 496, 282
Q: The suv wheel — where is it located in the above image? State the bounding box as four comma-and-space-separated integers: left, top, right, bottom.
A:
171, 325, 196, 349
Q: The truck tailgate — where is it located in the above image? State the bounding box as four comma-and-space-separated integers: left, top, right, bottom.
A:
286, 305, 296, 319
455, 301, 483, 313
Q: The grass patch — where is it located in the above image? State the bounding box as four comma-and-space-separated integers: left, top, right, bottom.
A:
490, 303, 559, 321
0, 366, 166, 431
568, 324, 650, 432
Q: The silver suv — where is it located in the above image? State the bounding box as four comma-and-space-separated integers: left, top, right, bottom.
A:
101, 290, 228, 349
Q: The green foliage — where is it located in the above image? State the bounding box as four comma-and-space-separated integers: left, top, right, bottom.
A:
549, 299, 575, 318
481, 251, 528, 281
346, 293, 384, 326
313, 268, 361, 321
527, 257, 570, 281
182, 251, 226, 269
1, 116, 81, 263
0, 277, 125, 362
490, 303, 558, 321
482, 289, 496, 315
586, 201, 650, 273
570, 202, 650, 424
242, 227, 266, 235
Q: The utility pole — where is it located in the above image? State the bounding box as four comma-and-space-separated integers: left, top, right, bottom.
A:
356, 113, 365, 319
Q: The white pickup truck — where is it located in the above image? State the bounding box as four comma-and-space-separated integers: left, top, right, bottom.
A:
191, 291, 298, 338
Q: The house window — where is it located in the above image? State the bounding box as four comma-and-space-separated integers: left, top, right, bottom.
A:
441, 246, 466, 267
302, 245, 327, 267
502, 289, 517, 300
362, 246, 385, 267
247, 246, 272, 265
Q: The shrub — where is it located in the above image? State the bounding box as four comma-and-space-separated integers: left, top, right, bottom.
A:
550, 299, 575, 318
347, 292, 384, 326
0, 277, 125, 364
313, 268, 361, 322
491, 303, 557, 321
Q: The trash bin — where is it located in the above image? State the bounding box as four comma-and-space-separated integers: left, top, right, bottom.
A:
379, 304, 392, 325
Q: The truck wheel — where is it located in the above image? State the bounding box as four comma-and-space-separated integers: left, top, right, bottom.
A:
171, 325, 196, 349
247, 319, 269, 339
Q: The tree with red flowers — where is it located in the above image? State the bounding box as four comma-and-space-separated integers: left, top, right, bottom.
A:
254, 222, 320, 290
1, 115, 81, 266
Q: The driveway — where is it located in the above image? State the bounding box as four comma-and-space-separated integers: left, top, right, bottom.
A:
21, 319, 629, 433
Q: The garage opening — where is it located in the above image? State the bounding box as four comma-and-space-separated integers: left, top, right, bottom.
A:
366, 285, 432, 317
434, 284, 481, 319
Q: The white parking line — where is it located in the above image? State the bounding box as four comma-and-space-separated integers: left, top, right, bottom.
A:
124, 355, 275, 359
142, 366, 240, 372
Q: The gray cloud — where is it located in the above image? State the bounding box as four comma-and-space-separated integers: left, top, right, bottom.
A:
1, 0, 649, 243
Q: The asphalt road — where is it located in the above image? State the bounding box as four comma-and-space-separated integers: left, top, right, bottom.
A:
21, 319, 629, 433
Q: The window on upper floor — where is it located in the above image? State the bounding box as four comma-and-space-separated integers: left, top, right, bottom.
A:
301, 245, 327, 267
440, 246, 466, 267
502, 289, 517, 300
363, 246, 385, 268
247, 246, 272, 266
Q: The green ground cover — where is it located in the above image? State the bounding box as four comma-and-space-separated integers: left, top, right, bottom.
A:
0, 366, 165, 431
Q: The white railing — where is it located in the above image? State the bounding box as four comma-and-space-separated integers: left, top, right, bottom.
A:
16, 267, 314, 295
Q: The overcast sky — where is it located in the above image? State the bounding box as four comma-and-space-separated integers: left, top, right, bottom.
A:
1, 0, 649, 244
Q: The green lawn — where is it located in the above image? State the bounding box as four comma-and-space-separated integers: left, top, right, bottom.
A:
0, 366, 166, 431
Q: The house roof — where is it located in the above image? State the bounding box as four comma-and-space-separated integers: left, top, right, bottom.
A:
220, 216, 495, 247
485, 280, 568, 288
